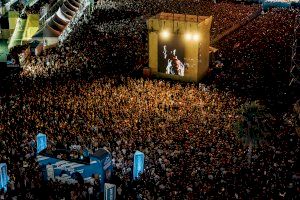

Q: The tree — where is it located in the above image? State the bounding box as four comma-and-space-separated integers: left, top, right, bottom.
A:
0, 0, 8, 6
234, 100, 274, 163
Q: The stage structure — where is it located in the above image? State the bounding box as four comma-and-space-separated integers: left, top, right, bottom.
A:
37, 148, 112, 192
8, 13, 39, 49
147, 12, 212, 82
290, 14, 300, 86
32, 0, 94, 51
32, 0, 82, 47
0, 11, 19, 40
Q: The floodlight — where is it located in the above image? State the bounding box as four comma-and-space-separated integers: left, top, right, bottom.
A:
161, 30, 170, 39
192, 34, 200, 41
184, 33, 192, 41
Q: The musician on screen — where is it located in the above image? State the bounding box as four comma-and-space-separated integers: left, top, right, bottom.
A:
163, 45, 185, 76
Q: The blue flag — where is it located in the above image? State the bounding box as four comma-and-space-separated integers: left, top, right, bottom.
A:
0, 163, 9, 192
36, 133, 47, 153
133, 151, 145, 180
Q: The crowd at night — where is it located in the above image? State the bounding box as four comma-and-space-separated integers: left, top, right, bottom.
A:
0, 0, 299, 199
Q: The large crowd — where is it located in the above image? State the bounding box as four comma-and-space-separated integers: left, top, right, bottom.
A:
213, 8, 298, 109
1, 75, 298, 199
0, 0, 299, 199
21, 0, 259, 78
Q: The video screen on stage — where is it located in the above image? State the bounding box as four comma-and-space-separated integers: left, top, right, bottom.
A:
158, 34, 189, 76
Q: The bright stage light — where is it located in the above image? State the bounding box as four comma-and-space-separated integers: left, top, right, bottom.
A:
185, 33, 200, 42
161, 30, 170, 39
184, 33, 192, 41
192, 34, 200, 41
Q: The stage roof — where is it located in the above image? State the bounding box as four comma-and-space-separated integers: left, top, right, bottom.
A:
150, 12, 211, 23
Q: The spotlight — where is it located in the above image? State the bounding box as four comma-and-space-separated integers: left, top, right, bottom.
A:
192, 34, 200, 41
184, 33, 192, 41
161, 30, 170, 39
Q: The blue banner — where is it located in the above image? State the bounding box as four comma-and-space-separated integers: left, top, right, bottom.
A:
262, 0, 291, 10
36, 133, 47, 153
133, 151, 145, 180
0, 163, 9, 192
104, 183, 116, 200
37, 149, 112, 192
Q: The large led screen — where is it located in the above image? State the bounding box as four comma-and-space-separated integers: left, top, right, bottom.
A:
158, 34, 190, 77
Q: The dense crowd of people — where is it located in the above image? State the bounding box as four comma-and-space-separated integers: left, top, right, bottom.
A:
1, 75, 298, 199
22, 0, 259, 78
0, 0, 299, 199
214, 8, 298, 109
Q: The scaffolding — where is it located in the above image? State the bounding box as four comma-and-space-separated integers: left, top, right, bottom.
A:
290, 14, 300, 86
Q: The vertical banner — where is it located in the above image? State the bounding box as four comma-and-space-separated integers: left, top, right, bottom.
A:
0, 163, 8, 192
104, 183, 116, 200
36, 133, 47, 153
133, 151, 145, 180
46, 164, 54, 181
